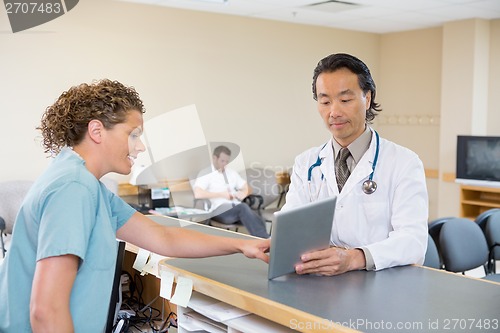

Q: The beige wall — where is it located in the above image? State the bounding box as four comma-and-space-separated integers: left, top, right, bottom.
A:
0, 0, 378, 182
377, 27, 443, 219
1, 0, 499, 219
489, 20, 500, 135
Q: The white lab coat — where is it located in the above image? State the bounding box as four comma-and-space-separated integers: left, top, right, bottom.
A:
282, 130, 429, 270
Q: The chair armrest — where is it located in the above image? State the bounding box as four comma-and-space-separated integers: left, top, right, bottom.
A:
243, 194, 263, 210
193, 198, 211, 210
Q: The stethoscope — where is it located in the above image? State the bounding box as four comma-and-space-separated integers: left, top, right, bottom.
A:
307, 130, 380, 199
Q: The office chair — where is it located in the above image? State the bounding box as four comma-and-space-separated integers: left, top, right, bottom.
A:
475, 208, 500, 230
438, 218, 500, 282
244, 167, 288, 233
427, 216, 454, 260
187, 166, 242, 232
479, 211, 500, 274
423, 235, 441, 269
475, 209, 500, 274
189, 169, 269, 235
0, 180, 33, 257
0, 217, 5, 258
192, 198, 241, 231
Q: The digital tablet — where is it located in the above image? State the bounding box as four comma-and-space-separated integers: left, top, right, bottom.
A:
268, 196, 336, 279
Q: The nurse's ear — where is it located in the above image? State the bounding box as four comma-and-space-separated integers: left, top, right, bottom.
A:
88, 119, 104, 144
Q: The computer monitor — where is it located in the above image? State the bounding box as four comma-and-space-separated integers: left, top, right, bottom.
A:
105, 241, 126, 333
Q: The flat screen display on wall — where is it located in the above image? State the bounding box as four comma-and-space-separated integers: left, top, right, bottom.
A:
456, 135, 500, 185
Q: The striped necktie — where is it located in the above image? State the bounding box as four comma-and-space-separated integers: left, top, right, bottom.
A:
335, 148, 351, 192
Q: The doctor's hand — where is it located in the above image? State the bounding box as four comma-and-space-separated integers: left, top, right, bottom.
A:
295, 247, 366, 276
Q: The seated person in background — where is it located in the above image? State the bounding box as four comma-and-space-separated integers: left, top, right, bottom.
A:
193, 146, 269, 238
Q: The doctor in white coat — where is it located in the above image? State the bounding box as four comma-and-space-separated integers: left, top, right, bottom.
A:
282, 53, 428, 276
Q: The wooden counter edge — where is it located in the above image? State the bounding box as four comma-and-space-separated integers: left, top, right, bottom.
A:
416, 264, 500, 285
159, 260, 359, 333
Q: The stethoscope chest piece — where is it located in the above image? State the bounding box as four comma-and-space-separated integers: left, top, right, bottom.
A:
308, 130, 380, 197
362, 179, 377, 195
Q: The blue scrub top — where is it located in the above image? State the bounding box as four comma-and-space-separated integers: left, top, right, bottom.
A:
0, 148, 136, 332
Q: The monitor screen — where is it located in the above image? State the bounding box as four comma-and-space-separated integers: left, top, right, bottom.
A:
456, 135, 500, 183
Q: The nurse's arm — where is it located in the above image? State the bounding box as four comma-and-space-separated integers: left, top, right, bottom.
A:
117, 212, 270, 263
30, 254, 79, 333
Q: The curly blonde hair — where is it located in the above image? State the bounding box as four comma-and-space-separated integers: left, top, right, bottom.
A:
38, 79, 145, 155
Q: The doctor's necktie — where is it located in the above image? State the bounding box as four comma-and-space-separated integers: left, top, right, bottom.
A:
335, 148, 351, 192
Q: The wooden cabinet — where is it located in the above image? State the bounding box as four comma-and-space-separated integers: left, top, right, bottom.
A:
460, 185, 500, 219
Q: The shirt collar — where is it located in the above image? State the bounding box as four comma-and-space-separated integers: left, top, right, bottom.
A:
331, 126, 372, 164
60, 146, 85, 163
211, 164, 225, 174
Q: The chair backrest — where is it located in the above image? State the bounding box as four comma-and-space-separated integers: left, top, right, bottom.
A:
193, 198, 211, 211
475, 208, 500, 230
439, 218, 489, 273
484, 211, 500, 260
0, 180, 34, 234
428, 217, 454, 254
423, 235, 441, 269
245, 167, 281, 208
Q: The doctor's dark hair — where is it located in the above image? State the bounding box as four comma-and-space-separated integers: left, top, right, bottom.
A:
312, 53, 382, 122
38, 79, 145, 155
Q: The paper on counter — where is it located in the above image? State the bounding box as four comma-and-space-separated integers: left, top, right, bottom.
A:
199, 301, 251, 322
159, 270, 174, 300
143, 253, 166, 277
132, 248, 150, 272
183, 310, 226, 333
170, 276, 193, 307
176, 310, 203, 332
187, 292, 251, 323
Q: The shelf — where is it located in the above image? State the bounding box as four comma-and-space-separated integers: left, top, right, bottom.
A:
177, 291, 295, 333
461, 200, 500, 208
460, 185, 500, 219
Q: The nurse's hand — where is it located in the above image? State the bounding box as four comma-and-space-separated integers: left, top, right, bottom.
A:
295, 247, 366, 276
239, 238, 271, 264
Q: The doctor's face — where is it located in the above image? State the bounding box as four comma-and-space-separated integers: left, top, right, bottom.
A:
316, 68, 371, 147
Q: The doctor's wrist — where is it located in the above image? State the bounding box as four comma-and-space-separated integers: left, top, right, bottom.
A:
347, 248, 367, 271
358, 247, 376, 271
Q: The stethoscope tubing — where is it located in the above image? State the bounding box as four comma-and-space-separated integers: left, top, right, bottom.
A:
368, 130, 380, 182
307, 130, 380, 197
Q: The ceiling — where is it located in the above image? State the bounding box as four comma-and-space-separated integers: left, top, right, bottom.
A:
117, 0, 500, 34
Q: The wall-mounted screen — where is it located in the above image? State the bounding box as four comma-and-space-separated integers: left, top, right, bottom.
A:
456, 135, 500, 185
